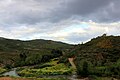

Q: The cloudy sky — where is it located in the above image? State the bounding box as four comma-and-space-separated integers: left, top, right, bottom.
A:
0, 0, 120, 44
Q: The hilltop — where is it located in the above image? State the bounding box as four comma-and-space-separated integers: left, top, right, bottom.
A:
0, 37, 71, 52
70, 34, 120, 62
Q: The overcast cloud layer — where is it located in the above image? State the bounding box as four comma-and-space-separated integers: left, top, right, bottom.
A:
0, 0, 120, 44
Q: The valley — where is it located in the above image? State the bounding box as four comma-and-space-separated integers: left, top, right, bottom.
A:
0, 35, 120, 80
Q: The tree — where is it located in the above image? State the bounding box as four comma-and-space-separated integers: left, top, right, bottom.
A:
82, 61, 89, 76
19, 51, 28, 61
51, 49, 62, 58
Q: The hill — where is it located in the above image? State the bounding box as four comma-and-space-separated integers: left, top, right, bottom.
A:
0, 37, 72, 67
67, 35, 120, 77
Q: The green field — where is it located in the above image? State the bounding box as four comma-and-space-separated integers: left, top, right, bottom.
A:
17, 58, 73, 77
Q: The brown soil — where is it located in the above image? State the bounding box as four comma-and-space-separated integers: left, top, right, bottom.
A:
0, 77, 31, 80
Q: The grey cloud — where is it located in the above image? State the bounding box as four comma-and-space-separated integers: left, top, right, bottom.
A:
88, 0, 120, 22
51, 0, 113, 22
64, 0, 111, 15
0, 0, 120, 44
0, 0, 64, 25
0, 0, 117, 26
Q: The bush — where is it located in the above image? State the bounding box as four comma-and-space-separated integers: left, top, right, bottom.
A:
4, 64, 12, 70
88, 75, 98, 80
76, 59, 93, 76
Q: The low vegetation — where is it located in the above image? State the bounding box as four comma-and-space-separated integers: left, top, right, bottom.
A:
17, 58, 73, 77
0, 67, 6, 74
66, 34, 120, 78
0, 37, 73, 67
1, 35, 120, 79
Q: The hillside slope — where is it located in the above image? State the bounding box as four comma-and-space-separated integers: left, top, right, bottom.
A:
0, 37, 72, 67
67, 35, 120, 76
71, 35, 120, 63
0, 37, 71, 52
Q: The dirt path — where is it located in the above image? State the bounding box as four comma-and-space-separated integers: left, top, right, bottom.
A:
68, 58, 76, 69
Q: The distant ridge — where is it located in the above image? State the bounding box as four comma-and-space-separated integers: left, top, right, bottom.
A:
0, 37, 72, 67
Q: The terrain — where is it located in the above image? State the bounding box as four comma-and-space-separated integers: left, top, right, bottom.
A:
65, 34, 120, 78
0, 35, 120, 80
0, 37, 73, 67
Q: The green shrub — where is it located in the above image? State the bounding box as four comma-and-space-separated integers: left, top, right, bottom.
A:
0, 67, 7, 74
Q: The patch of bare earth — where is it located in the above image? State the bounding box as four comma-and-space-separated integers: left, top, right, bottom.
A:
0, 77, 31, 80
